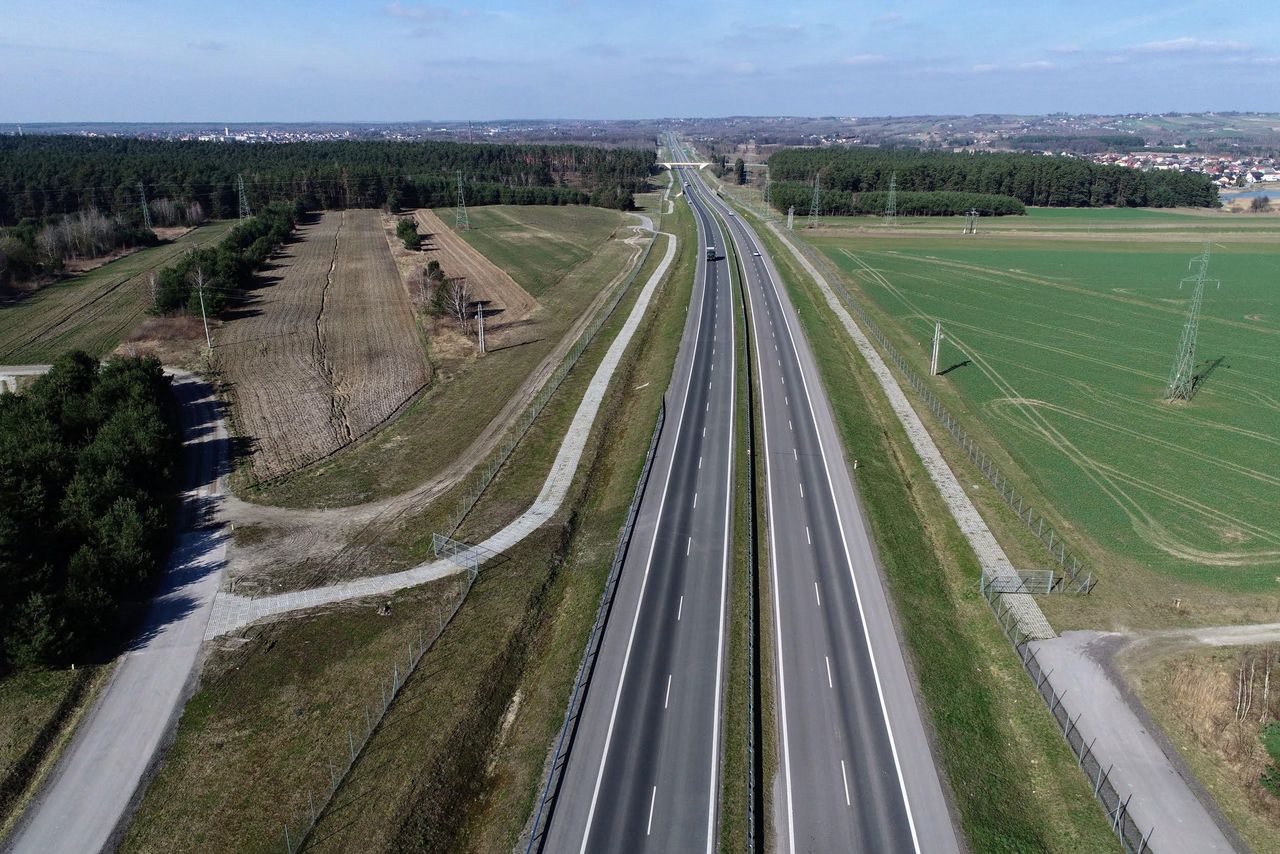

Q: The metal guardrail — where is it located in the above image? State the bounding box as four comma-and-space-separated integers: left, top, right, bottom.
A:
523, 400, 666, 854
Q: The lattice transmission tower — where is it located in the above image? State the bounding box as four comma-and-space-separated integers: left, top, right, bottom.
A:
138, 182, 152, 230
883, 171, 898, 225
1165, 241, 1219, 401
454, 170, 470, 230
237, 175, 252, 220
807, 173, 821, 228
964, 208, 979, 235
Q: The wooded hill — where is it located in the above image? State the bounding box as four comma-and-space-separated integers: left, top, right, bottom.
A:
768, 147, 1219, 210
0, 137, 656, 224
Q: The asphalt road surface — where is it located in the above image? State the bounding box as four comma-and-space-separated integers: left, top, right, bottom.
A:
680, 148, 960, 853
4, 372, 229, 854
539, 169, 735, 853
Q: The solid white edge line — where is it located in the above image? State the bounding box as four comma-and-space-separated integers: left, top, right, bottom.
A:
731, 196, 924, 852
647, 785, 658, 835
577, 167, 704, 854
702, 172, 922, 852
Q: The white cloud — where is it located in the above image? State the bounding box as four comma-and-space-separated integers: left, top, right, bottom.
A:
1133, 36, 1249, 54
841, 53, 889, 67
971, 63, 1000, 74
1016, 60, 1055, 71
870, 13, 903, 26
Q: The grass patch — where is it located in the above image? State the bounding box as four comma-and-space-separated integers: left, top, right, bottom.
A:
118, 582, 462, 854
752, 218, 1120, 852
804, 224, 1280, 597
305, 194, 694, 853
246, 206, 635, 508
453, 206, 626, 297
0, 221, 235, 362
1131, 645, 1280, 854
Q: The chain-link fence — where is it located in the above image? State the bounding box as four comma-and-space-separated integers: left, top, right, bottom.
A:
979, 581, 1156, 852
788, 237, 1095, 594
278, 542, 480, 853
524, 400, 666, 853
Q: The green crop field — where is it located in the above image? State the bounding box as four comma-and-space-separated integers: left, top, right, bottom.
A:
447, 205, 626, 296
0, 221, 234, 363
809, 221, 1280, 592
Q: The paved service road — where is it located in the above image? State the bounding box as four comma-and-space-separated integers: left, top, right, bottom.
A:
540, 169, 735, 853
676, 139, 960, 853
4, 372, 229, 854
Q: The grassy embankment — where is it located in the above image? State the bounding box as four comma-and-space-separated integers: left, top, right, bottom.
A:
246, 204, 635, 508
121, 189, 695, 853
1131, 644, 1280, 854
0, 666, 110, 837
0, 221, 234, 363
745, 206, 1120, 851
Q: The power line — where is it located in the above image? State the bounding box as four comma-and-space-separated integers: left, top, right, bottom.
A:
883, 171, 897, 226
138, 182, 152, 231
1165, 241, 1219, 401
807, 172, 821, 229
454, 170, 470, 231
237, 174, 252, 220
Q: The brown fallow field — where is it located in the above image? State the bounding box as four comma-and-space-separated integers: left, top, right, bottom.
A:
217, 209, 430, 483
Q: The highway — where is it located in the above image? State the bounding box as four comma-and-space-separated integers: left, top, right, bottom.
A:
675, 137, 960, 853
539, 169, 736, 852
4, 372, 229, 854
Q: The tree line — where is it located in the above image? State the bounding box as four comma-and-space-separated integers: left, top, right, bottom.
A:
0, 136, 656, 224
152, 201, 304, 315
768, 147, 1220, 209
0, 211, 157, 287
0, 353, 181, 673
770, 186, 1026, 217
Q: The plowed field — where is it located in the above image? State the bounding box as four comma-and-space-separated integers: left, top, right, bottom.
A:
218, 210, 429, 483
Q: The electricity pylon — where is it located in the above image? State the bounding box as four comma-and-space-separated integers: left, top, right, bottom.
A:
454, 170, 470, 230
884, 172, 898, 225
237, 175, 252, 220
807, 173, 822, 228
138, 182, 152, 230
1165, 241, 1219, 401
964, 208, 979, 235
787, 206, 795, 230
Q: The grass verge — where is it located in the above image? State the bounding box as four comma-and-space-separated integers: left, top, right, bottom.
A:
0, 664, 109, 837
305, 193, 695, 852
751, 216, 1121, 852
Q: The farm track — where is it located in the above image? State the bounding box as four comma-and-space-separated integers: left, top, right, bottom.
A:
217, 210, 428, 483
0, 224, 230, 361
414, 208, 538, 333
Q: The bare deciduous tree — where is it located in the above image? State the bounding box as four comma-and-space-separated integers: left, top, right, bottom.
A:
443, 276, 472, 332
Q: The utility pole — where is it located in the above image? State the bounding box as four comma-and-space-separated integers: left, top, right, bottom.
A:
237, 175, 252, 220
455, 170, 470, 230
930, 321, 943, 375
884, 171, 898, 226
807, 173, 821, 228
1165, 241, 1218, 401
964, 208, 979, 235
474, 302, 486, 353
787, 206, 795, 230
195, 267, 213, 353
138, 182, 153, 231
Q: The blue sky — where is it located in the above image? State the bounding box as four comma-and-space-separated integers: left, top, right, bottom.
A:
1, 0, 1276, 121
